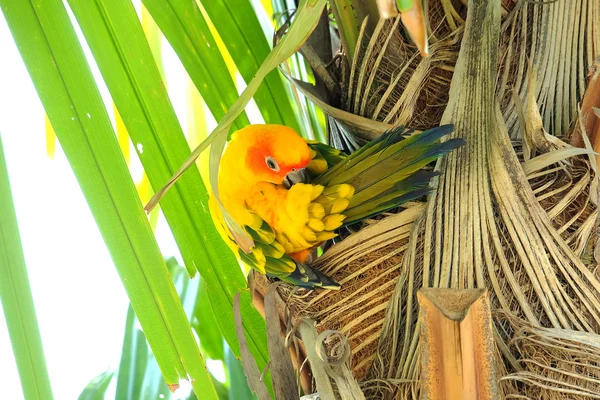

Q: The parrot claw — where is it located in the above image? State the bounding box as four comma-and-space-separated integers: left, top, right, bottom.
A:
284, 259, 340, 290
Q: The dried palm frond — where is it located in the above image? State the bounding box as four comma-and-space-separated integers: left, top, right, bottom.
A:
343, 3, 463, 131
258, 1, 600, 398
297, 319, 366, 399
418, 289, 500, 399
283, 204, 425, 381
366, 1, 600, 399
498, 311, 600, 399
514, 71, 600, 263
331, 0, 600, 145
252, 204, 425, 382
571, 59, 600, 153
498, 0, 600, 137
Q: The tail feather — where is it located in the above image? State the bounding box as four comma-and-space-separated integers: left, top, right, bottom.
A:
344, 187, 432, 224
313, 127, 413, 186
343, 170, 438, 221
317, 126, 460, 188
314, 124, 463, 225
349, 137, 464, 204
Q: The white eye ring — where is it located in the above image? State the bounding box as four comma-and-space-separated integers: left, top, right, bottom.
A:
265, 156, 279, 172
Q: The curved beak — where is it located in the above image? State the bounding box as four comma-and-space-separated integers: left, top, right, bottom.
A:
283, 168, 308, 189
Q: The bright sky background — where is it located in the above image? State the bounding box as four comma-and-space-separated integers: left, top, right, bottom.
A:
0, 2, 268, 398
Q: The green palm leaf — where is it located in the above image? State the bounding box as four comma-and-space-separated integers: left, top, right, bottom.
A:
66, 0, 270, 378
0, 0, 216, 397
0, 134, 54, 400
142, 0, 250, 131
78, 371, 114, 400
200, 0, 302, 132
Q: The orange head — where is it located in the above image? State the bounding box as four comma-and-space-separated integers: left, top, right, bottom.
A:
223, 124, 311, 187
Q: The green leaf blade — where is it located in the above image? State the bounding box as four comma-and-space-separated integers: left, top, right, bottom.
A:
78, 371, 114, 400
193, 280, 225, 361
142, 0, 250, 131
0, 134, 54, 400
0, 1, 216, 397
65, 0, 270, 377
67, 0, 205, 278
143, 0, 327, 380
201, 0, 302, 132
115, 307, 149, 400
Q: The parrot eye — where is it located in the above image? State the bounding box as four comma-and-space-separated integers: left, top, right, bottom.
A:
265, 156, 279, 172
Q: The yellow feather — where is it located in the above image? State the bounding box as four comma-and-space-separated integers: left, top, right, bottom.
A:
323, 184, 353, 198
266, 257, 296, 275
331, 199, 350, 214
280, 236, 294, 254
308, 203, 325, 219
311, 185, 324, 200
301, 226, 317, 242
248, 213, 264, 230
307, 158, 328, 175
323, 214, 346, 231
240, 248, 266, 274
316, 231, 337, 242
257, 241, 285, 258
308, 218, 325, 232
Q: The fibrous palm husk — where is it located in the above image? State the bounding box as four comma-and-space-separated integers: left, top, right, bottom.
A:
282, 0, 599, 146
332, 0, 600, 148
274, 204, 426, 381
364, 1, 600, 399
498, 0, 600, 138
497, 310, 600, 399
343, 5, 461, 134
514, 69, 600, 265
250, 204, 423, 396
259, 0, 600, 397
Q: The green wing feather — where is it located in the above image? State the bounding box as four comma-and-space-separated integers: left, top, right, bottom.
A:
313, 124, 464, 225
209, 195, 340, 289
306, 140, 347, 177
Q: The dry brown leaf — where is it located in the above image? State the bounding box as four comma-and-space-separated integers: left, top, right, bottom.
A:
498, 311, 600, 399
234, 293, 272, 400
418, 289, 498, 400
265, 284, 300, 400
366, 2, 600, 399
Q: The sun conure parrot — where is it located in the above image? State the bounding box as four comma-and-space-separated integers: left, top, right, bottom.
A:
209, 124, 464, 290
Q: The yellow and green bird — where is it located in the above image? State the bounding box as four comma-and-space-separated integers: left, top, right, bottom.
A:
209, 124, 463, 290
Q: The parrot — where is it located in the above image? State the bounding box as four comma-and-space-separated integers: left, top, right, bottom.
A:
209, 124, 464, 290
